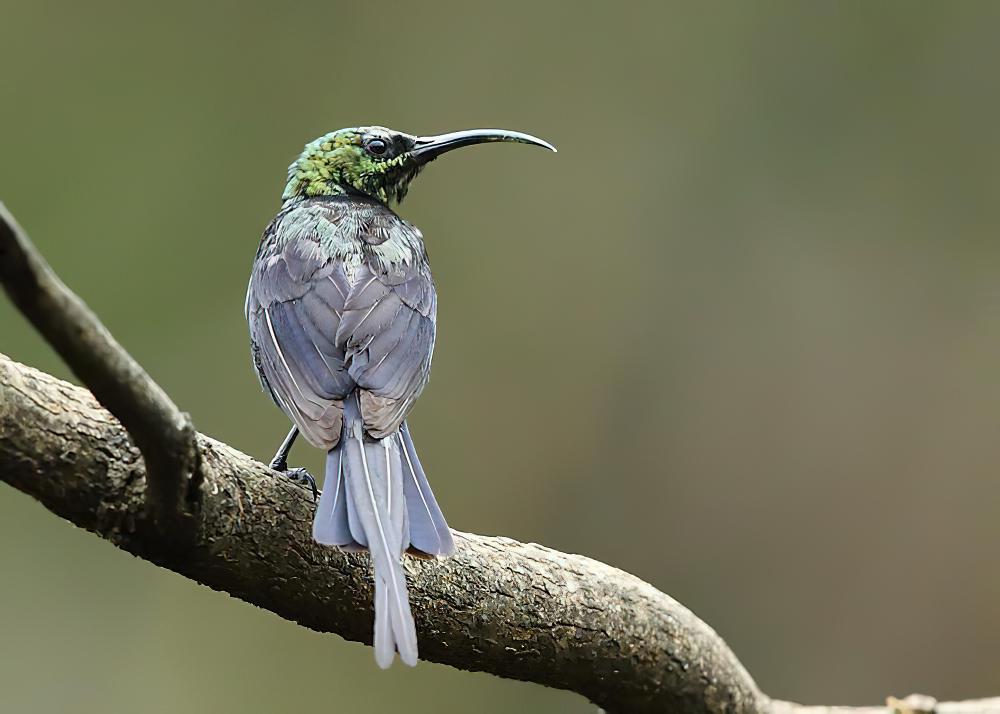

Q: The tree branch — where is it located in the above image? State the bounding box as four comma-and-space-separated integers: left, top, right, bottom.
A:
0, 353, 764, 712
0, 207, 997, 713
0, 203, 199, 538
4, 356, 998, 713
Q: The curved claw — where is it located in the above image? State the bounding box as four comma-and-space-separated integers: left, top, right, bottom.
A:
272, 465, 319, 502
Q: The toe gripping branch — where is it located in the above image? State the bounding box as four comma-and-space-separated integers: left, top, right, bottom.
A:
269, 426, 318, 500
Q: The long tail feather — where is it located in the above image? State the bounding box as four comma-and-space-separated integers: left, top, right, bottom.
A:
311, 403, 453, 667
341, 396, 417, 667
373, 588, 392, 668
400, 422, 455, 556
313, 447, 358, 548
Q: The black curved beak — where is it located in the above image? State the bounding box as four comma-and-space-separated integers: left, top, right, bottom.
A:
409, 129, 557, 164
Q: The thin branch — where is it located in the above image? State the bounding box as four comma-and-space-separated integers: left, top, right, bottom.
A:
0, 203, 199, 538
772, 696, 1000, 714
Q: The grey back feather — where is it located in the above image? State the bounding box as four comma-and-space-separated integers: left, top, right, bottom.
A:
247, 196, 436, 449
248, 195, 451, 667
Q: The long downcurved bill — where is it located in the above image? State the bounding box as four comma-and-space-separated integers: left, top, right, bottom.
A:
410, 129, 556, 163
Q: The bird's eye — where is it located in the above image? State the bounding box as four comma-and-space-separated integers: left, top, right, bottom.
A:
366, 139, 388, 157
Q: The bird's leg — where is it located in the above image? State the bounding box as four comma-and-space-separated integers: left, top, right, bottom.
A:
268, 426, 299, 471
268, 426, 318, 501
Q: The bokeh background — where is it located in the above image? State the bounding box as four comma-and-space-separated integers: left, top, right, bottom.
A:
2, 1, 999, 711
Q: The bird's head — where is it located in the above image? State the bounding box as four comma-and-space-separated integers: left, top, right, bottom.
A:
282, 126, 555, 205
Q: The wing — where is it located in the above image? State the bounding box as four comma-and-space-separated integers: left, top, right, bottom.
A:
247, 203, 356, 449
338, 239, 437, 439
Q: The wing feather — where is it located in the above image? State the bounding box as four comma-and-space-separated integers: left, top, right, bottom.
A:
341, 265, 436, 437
249, 196, 436, 445
248, 202, 354, 449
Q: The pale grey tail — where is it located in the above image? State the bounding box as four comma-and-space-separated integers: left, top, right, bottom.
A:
312, 396, 453, 667
399, 422, 455, 558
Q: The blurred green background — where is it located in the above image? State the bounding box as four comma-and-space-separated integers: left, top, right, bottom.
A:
2, 1, 999, 711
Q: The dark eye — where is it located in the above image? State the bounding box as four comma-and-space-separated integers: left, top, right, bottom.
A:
366, 138, 388, 157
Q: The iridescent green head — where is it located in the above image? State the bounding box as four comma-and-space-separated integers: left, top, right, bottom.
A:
282, 126, 556, 205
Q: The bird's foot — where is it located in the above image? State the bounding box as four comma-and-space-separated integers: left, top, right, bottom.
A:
269, 459, 318, 502
284, 468, 319, 502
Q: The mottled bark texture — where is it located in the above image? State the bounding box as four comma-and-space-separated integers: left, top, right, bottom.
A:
0, 203, 198, 538
1, 205, 997, 714
3, 357, 999, 714
0, 354, 761, 713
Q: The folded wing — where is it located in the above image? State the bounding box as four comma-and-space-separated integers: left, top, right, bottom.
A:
247, 206, 355, 449
338, 261, 436, 438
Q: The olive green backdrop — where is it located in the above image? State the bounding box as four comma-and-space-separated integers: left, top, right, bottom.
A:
2, 1, 999, 712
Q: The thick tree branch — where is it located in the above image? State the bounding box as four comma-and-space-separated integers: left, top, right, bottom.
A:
0, 353, 763, 713
0, 203, 199, 537
3, 358, 999, 714
0, 208, 997, 713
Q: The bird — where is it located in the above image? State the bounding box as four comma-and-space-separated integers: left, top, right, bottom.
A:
245, 126, 555, 668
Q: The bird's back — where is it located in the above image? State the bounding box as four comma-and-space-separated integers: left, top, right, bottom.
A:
246, 195, 436, 450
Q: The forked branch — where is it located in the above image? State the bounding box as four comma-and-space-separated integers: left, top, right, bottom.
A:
0, 206, 996, 714
0, 203, 199, 538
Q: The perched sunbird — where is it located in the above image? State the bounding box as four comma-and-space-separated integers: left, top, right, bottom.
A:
245, 126, 555, 667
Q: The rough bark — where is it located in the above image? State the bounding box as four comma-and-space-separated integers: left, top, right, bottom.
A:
1, 205, 997, 713
0, 203, 198, 537
3, 356, 998, 714
0, 354, 763, 713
